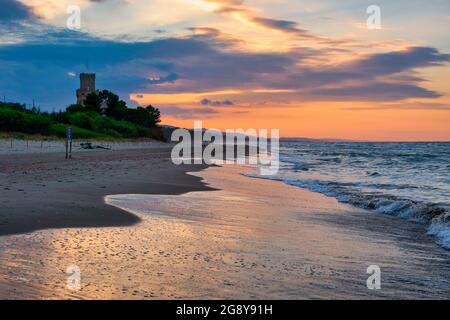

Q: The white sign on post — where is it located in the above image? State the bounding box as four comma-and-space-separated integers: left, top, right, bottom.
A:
66, 127, 73, 159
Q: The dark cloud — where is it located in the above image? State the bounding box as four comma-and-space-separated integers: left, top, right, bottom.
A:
262, 47, 450, 100
251, 17, 309, 36
0, 28, 296, 108
148, 72, 179, 84
160, 106, 219, 119
200, 98, 234, 106
0, 24, 448, 110
347, 47, 450, 75
0, 0, 34, 21
308, 83, 442, 101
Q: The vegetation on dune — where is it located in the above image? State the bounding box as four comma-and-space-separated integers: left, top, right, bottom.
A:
0, 104, 53, 135
0, 90, 163, 140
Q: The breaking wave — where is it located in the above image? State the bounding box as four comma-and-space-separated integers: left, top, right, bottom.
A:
245, 173, 450, 249
246, 140, 450, 249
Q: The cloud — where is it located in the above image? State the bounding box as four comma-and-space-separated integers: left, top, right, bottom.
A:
0, 27, 296, 108
250, 17, 314, 39
205, 0, 244, 4
148, 72, 179, 84
345, 102, 450, 111
261, 46, 450, 100
200, 98, 234, 106
0, 0, 35, 21
346, 47, 450, 76
0, 23, 448, 110
160, 106, 219, 119
206, 0, 354, 46
308, 83, 442, 101
248, 16, 355, 46
251, 17, 299, 33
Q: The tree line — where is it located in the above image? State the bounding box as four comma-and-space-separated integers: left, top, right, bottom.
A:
0, 90, 163, 140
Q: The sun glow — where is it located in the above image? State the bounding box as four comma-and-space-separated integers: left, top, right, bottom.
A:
180, 0, 222, 12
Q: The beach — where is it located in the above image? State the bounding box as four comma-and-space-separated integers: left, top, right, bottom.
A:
0, 141, 210, 236
0, 142, 449, 299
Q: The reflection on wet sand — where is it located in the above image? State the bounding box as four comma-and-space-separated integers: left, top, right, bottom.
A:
0, 165, 449, 299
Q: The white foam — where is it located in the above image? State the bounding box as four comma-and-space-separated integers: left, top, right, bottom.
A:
428, 216, 450, 249
244, 172, 450, 250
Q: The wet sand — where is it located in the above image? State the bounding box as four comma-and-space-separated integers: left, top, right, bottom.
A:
0, 164, 449, 299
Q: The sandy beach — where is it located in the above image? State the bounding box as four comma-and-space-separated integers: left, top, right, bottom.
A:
0, 143, 449, 299
0, 141, 210, 236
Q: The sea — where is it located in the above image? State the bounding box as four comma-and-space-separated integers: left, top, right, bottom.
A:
247, 140, 450, 249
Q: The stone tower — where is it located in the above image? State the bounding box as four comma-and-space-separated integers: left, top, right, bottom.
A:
76, 73, 96, 105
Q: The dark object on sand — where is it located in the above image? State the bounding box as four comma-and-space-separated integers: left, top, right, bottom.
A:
79, 142, 111, 150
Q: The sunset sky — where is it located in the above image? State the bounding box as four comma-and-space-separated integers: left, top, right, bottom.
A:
0, 0, 449, 140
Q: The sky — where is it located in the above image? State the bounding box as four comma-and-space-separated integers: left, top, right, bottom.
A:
0, 0, 449, 141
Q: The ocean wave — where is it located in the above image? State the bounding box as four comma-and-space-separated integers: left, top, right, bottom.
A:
428, 214, 450, 249
243, 173, 450, 249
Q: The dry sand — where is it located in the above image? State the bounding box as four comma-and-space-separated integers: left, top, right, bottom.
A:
0, 141, 210, 236
0, 139, 168, 155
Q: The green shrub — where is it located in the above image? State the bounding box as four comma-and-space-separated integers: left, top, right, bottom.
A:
49, 123, 107, 139
65, 112, 151, 139
0, 100, 163, 140
0, 107, 52, 134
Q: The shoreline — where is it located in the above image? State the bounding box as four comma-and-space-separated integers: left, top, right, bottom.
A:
0, 144, 449, 299
103, 165, 450, 299
0, 164, 446, 299
244, 172, 450, 250
0, 143, 212, 237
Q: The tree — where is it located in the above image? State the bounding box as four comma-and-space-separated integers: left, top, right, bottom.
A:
84, 92, 102, 113
123, 105, 161, 128
146, 105, 161, 126
64, 90, 161, 130
66, 104, 85, 113
99, 90, 128, 119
